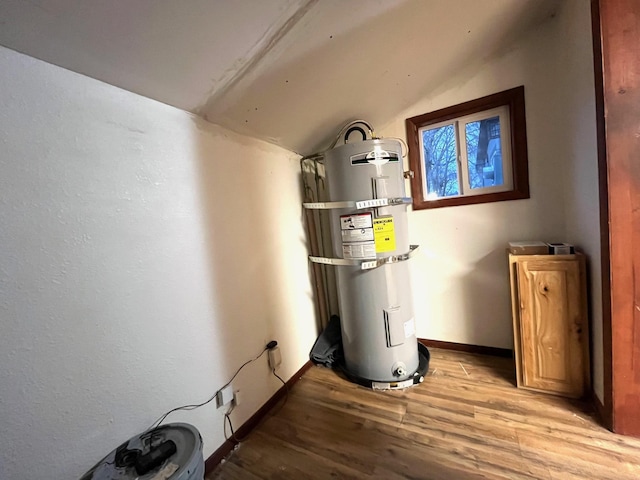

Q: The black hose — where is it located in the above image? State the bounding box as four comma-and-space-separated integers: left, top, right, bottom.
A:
344, 126, 367, 143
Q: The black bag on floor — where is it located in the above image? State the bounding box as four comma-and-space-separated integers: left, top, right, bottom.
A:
309, 315, 343, 368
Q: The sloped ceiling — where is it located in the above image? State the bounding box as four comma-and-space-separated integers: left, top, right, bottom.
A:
0, 0, 559, 154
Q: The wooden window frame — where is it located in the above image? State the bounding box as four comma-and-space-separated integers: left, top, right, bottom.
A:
406, 86, 530, 210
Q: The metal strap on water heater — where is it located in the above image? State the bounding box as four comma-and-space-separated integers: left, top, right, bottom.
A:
309, 245, 419, 271
302, 197, 412, 210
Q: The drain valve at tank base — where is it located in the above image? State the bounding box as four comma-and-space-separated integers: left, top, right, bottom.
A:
392, 362, 407, 377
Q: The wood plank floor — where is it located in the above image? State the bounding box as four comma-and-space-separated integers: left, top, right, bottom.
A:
208, 348, 640, 479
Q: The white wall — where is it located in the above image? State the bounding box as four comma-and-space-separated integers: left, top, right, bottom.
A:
381, 0, 600, 378
554, 0, 603, 402
0, 46, 316, 479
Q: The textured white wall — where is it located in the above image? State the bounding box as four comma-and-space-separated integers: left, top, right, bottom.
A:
554, 0, 602, 402
382, 0, 600, 355
0, 46, 316, 479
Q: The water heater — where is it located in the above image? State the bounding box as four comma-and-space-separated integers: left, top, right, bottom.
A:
303, 123, 429, 389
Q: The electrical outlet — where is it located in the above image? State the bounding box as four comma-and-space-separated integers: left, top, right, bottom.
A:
268, 346, 282, 370
216, 384, 234, 408
233, 390, 241, 406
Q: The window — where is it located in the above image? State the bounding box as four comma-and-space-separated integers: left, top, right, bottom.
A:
406, 86, 529, 210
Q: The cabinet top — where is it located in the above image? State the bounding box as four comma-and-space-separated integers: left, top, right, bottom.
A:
508, 251, 585, 261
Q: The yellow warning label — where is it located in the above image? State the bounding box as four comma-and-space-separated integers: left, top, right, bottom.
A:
374, 217, 396, 253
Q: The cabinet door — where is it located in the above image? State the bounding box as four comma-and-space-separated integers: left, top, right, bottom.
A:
517, 258, 585, 397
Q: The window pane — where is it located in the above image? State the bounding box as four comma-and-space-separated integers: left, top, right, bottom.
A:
421, 124, 459, 198
406, 86, 529, 210
465, 116, 504, 189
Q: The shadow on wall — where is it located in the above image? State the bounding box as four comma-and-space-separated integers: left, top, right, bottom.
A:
459, 248, 514, 350
193, 118, 317, 438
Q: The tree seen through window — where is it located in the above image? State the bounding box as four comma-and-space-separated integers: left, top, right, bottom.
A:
421, 116, 504, 198
406, 86, 529, 210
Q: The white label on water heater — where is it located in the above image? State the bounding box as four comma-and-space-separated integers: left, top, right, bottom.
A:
343, 242, 376, 260
340, 213, 373, 230
372, 379, 413, 390
404, 318, 416, 338
340, 213, 376, 259
342, 228, 374, 243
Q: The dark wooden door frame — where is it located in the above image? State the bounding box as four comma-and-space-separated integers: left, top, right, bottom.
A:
591, 0, 613, 430
592, 0, 640, 436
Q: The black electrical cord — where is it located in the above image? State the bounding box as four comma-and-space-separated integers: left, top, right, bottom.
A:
223, 366, 289, 444
269, 368, 289, 416
147, 346, 269, 432
223, 403, 237, 442
272, 369, 287, 391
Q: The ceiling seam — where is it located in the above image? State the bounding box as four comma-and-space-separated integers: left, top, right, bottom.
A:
197, 0, 319, 119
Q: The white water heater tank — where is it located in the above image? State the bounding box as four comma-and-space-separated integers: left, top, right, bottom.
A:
323, 138, 420, 383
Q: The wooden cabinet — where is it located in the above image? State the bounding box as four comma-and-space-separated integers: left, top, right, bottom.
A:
508, 253, 590, 398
